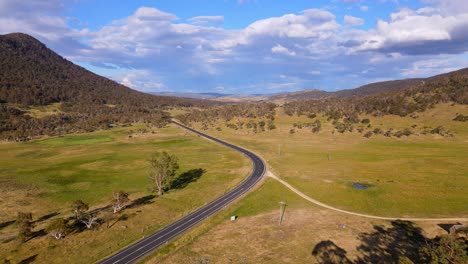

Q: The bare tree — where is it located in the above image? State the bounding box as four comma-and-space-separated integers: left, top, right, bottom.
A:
80, 213, 99, 229
46, 218, 67, 240
111, 191, 129, 214
148, 151, 179, 196
71, 200, 89, 220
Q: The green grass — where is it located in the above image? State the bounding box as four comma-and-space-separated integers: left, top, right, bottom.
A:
187, 103, 468, 217
0, 124, 251, 264
37, 134, 115, 146
231, 179, 311, 217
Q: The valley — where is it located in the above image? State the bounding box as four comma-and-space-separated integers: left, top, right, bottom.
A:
0, 31, 467, 263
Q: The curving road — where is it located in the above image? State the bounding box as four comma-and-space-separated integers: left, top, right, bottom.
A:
97, 121, 266, 264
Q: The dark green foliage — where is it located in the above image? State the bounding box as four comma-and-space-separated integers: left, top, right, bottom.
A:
311, 120, 322, 133
312, 220, 468, 264
420, 235, 468, 264
176, 103, 276, 126
363, 131, 373, 138
361, 118, 370, 124
15, 212, 33, 242
372, 128, 383, 134
267, 120, 276, 130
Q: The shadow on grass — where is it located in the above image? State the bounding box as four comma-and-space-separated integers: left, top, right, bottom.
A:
171, 168, 205, 190
33, 212, 60, 224
126, 194, 156, 209
18, 254, 38, 264
26, 229, 47, 242
0, 220, 15, 230
312, 240, 352, 264
312, 220, 468, 264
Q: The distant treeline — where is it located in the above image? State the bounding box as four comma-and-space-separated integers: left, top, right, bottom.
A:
176, 102, 276, 125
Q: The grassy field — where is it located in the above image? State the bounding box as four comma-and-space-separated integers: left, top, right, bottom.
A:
150, 179, 464, 263
0, 124, 251, 263
187, 103, 468, 217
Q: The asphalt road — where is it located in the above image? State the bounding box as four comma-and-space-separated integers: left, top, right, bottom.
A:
97, 121, 266, 264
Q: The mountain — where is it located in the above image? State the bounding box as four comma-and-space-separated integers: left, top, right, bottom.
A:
0, 33, 212, 107
0, 33, 215, 141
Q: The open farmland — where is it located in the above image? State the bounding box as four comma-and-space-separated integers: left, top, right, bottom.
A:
0, 124, 250, 263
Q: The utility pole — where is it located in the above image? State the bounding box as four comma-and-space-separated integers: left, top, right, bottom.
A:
278, 201, 287, 226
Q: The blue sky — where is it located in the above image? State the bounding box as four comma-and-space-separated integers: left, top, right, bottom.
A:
1, 0, 467, 94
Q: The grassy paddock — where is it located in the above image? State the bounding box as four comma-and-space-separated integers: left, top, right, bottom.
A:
187, 103, 468, 217
0, 124, 251, 263
151, 179, 464, 263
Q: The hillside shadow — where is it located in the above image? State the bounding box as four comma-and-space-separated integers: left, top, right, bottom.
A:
312, 220, 434, 264
171, 168, 205, 190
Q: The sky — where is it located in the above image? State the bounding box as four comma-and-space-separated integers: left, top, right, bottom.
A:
1, 0, 467, 94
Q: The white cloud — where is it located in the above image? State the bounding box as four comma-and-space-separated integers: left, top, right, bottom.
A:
360, 5, 369, 11
347, 7, 468, 55
344, 15, 364, 26
1, 1, 467, 93
188, 16, 224, 26
271, 44, 296, 56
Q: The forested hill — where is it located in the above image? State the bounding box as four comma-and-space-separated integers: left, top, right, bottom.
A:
0, 33, 214, 141
0, 33, 211, 107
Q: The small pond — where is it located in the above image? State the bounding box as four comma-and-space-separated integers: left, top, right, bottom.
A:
352, 182, 369, 190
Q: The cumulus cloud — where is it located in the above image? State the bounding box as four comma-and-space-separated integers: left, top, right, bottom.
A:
271, 44, 296, 56
0, 1, 467, 93
347, 7, 468, 55
344, 15, 364, 26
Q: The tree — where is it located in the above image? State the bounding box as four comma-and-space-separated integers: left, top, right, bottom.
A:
15, 212, 33, 242
71, 199, 89, 220
102, 211, 117, 228
111, 191, 129, 214
148, 151, 179, 196
46, 218, 67, 240
420, 235, 468, 263
80, 213, 99, 229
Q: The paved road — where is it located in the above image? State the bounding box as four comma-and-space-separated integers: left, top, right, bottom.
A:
97, 121, 266, 264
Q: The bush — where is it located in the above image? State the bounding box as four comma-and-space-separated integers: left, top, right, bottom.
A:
453, 114, 468, 122
363, 131, 373, 138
